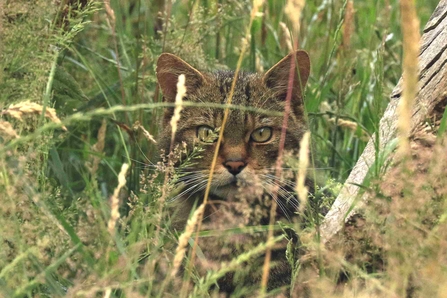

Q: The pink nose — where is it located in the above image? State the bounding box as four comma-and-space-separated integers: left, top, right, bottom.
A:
224, 160, 246, 175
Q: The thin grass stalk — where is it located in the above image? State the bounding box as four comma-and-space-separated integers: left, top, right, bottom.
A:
148, 74, 187, 288
397, 0, 420, 158
260, 0, 304, 293
155, 74, 186, 236
170, 74, 186, 144
155, 204, 205, 298
103, 0, 129, 124
172, 204, 205, 277
107, 163, 129, 234
0, 0, 2, 35
260, 48, 297, 294
90, 119, 107, 176
133, 121, 157, 144
177, 0, 199, 57
70, 47, 132, 165
199, 235, 285, 291
40, 51, 59, 128
161, 0, 173, 51
296, 131, 310, 212
215, 0, 222, 59
87, 3, 132, 185
0, 102, 283, 154
183, 0, 265, 294
341, 0, 354, 53
392, 3, 421, 294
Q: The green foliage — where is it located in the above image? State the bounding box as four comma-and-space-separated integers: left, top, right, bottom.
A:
0, 0, 444, 297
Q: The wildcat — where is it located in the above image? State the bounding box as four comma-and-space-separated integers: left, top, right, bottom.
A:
156, 50, 311, 295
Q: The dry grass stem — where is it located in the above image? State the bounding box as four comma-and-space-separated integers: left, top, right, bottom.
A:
103, 288, 111, 298
170, 74, 186, 143
284, 0, 305, 36
133, 121, 157, 144
328, 117, 369, 141
296, 131, 310, 212
90, 119, 107, 175
103, 0, 127, 113
3, 101, 67, 131
261, 43, 302, 292
342, 1, 354, 51
107, 163, 129, 234
0, 120, 18, 140
201, 235, 285, 290
252, 0, 264, 18
3, 0, 446, 296
153, 77, 187, 273
398, 0, 420, 157
188, 0, 266, 276
171, 204, 205, 277
0, 0, 2, 34
103, 0, 116, 24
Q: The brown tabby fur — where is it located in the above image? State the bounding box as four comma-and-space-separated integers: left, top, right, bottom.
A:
156, 51, 311, 295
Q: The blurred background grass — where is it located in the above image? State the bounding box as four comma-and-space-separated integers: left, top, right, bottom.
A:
0, 0, 441, 296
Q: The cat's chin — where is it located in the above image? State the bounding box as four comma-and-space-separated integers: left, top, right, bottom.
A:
209, 172, 263, 200
210, 184, 239, 199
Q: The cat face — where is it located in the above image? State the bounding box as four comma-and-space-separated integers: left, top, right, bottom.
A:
156, 51, 310, 201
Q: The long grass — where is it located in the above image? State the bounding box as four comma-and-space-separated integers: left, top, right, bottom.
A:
0, 0, 444, 297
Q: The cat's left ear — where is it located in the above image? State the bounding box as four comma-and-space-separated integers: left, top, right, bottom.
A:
262, 50, 310, 102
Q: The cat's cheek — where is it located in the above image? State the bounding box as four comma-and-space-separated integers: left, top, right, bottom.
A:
253, 146, 279, 165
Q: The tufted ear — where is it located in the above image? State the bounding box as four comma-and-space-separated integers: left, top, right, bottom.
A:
156, 53, 205, 102
262, 50, 310, 102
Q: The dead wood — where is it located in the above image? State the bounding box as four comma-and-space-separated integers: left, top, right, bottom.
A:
320, 0, 447, 243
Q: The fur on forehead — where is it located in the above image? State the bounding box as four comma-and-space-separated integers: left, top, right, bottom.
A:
156, 50, 310, 102
156, 51, 311, 125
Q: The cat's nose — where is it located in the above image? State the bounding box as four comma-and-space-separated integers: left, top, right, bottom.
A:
224, 160, 246, 176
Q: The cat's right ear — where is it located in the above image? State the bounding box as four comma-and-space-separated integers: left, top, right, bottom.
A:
262, 50, 310, 102
156, 53, 205, 102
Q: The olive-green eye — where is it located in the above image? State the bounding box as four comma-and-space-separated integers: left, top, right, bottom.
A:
197, 126, 216, 143
251, 127, 273, 143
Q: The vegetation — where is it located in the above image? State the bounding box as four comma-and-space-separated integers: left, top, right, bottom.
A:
0, 0, 445, 297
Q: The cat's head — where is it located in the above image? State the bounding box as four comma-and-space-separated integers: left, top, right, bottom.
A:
156, 51, 310, 200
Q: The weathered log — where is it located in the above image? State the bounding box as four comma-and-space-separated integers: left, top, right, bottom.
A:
320, 0, 447, 243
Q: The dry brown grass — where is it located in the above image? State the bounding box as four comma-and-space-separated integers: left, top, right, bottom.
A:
397, 0, 421, 157
2, 100, 67, 131
170, 74, 186, 143
108, 163, 129, 234
0, 120, 18, 140
1, 0, 444, 296
171, 203, 205, 277
296, 131, 310, 212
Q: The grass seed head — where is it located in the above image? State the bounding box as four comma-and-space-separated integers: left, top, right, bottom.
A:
89, 119, 107, 175
0, 120, 18, 140
296, 131, 310, 211
3, 100, 67, 131
172, 203, 205, 277
284, 0, 305, 37
279, 22, 293, 52
170, 74, 187, 144
133, 121, 157, 144
108, 163, 129, 234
